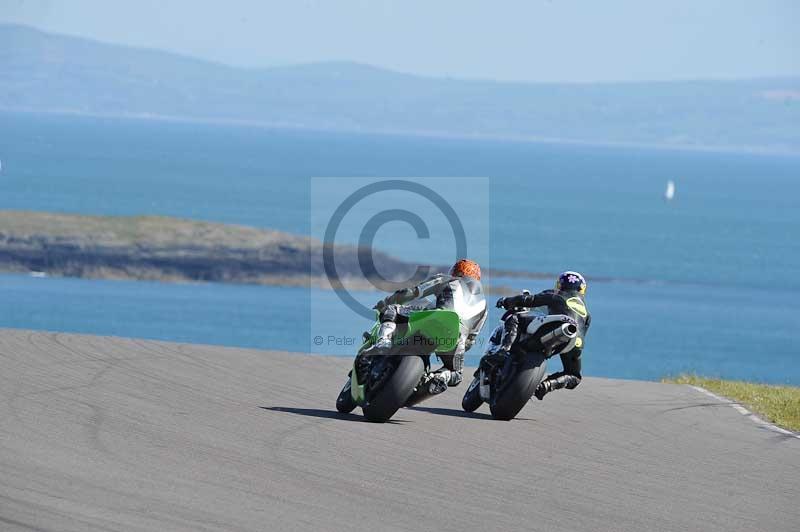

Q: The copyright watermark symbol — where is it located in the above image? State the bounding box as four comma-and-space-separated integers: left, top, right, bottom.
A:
323, 180, 468, 319
310, 177, 489, 353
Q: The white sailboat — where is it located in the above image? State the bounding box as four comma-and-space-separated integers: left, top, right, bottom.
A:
664, 180, 675, 201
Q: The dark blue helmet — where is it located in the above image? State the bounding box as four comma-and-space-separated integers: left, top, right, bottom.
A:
556, 271, 587, 295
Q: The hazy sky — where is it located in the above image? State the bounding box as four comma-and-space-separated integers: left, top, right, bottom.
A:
2, 0, 798, 82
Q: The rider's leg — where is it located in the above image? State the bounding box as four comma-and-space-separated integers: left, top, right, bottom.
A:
499, 313, 520, 353
427, 336, 466, 394
368, 305, 402, 351
373, 322, 396, 350
480, 314, 520, 371
535, 350, 582, 400
433, 352, 463, 386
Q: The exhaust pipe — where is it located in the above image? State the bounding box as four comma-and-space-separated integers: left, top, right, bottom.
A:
540, 323, 578, 349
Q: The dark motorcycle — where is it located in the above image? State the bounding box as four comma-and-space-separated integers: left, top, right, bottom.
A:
462, 306, 579, 420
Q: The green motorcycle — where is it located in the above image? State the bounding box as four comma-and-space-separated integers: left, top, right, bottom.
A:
335, 308, 461, 423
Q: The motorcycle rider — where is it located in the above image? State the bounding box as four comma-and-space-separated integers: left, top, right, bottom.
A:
493, 271, 591, 400
368, 258, 487, 395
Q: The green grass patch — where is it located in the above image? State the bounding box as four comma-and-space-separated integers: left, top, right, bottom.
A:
663, 375, 800, 432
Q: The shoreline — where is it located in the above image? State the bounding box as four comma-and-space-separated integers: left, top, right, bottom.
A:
0, 209, 753, 293
0, 210, 521, 294
0, 267, 518, 296
4, 107, 799, 157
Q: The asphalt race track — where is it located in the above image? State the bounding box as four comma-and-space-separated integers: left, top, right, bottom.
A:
1, 329, 798, 532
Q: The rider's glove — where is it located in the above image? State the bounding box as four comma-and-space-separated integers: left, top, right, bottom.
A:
384, 287, 414, 306
495, 297, 507, 309
394, 287, 415, 301
373, 299, 387, 311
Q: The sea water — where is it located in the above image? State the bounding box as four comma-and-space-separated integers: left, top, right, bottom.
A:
1, 112, 798, 383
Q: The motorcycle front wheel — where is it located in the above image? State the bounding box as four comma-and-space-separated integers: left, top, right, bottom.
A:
461, 376, 483, 412
335, 376, 357, 413
362, 355, 425, 423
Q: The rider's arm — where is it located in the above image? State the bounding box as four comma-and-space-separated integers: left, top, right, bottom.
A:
500, 291, 557, 310
381, 274, 449, 307
415, 274, 451, 299
383, 287, 416, 306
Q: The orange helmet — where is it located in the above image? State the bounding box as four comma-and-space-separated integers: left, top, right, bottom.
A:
450, 259, 481, 281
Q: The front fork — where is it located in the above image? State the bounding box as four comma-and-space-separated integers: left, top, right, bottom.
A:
478, 369, 491, 401
350, 356, 368, 404
351, 352, 432, 405
350, 352, 387, 405
478, 353, 517, 403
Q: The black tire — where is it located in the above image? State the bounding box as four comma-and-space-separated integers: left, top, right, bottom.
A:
362, 356, 425, 423
490, 354, 547, 421
461, 376, 483, 412
335, 378, 357, 413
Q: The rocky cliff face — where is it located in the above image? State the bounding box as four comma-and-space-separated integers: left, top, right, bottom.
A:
0, 211, 421, 287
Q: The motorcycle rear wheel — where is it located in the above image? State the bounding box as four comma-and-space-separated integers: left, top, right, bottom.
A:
489, 354, 547, 421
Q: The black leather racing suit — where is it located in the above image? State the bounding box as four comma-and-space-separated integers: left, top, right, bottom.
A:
498, 289, 591, 394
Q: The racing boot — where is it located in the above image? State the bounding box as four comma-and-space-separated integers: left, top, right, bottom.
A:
534, 373, 581, 400
428, 367, 463, 395
404, 368, 463, 407
534, 379, 553, 400
404, 373, 443, 406
428, 370, 449, 395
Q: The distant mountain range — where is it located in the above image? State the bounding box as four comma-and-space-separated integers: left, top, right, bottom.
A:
2, 24, 799, 152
